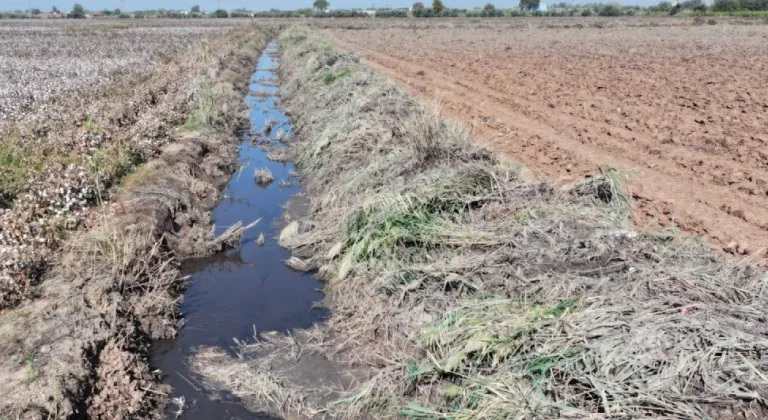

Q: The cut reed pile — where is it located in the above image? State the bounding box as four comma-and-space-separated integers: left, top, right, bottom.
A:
195, 26, 768, 419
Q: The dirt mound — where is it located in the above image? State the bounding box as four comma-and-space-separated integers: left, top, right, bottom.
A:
194, 26, 768, 419
0, 27, 270, 418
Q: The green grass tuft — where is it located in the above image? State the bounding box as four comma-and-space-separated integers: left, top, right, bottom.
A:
322, 69, 353, 85
0, 140, 31, 207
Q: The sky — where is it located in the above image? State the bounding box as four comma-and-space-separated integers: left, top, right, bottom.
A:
1, 0, 659, 12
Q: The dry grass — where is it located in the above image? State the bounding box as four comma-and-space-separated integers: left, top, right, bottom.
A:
254, 167, 275, 186
190, 330, 339, 418
284, 256, 313, 271
210, 218, 262, 253
265, 145, 293, 162
259, 26, 768, 419
191, 347, 307, 416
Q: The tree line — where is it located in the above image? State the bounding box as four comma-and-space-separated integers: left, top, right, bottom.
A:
3, 0, 766, 20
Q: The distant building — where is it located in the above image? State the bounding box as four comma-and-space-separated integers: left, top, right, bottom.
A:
39, 12, 64, 18
363, 9, 376, 16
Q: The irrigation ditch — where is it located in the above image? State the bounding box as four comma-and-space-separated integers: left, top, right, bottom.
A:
151, 40, 334, 420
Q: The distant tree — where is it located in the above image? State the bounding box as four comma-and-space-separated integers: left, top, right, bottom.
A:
680, 0, 703, 8
655, 1, 672, 11
412, 1, 425, 11
711, 0, 740, 10
118, 13, 130, 18
739, 0, 768, 10
102, 8, 112, 15
313, 0, 329, 11
519, 0, 540, 10
432, 0, 444, 12
114, 8, 121, 14
70, 3, 86, 18
297, 7, 313, 16
597, 3, 621, 15
30, 8, 41, 14
52, 6, 60, 12
483, 3, 496, 10
214, 8, 228, 17
230, 7, 249, 17
191, 5, 200, 12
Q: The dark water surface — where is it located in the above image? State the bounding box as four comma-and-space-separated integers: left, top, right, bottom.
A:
151, 41, 327, 420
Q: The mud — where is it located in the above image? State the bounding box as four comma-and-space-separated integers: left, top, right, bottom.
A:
152, 41, 329, 420
323, 24, 768, 257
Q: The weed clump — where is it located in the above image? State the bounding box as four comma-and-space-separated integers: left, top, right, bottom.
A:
183, 81, 245, 133
254, 167, 274, 186
0, 139, 30, 207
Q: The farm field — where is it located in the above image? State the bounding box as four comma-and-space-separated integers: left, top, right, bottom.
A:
0, 19, 254, 304
0, 21, 236, 128
2, 16, 768, 420
322, 21, 768, 256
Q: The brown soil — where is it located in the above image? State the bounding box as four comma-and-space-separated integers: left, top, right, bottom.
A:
322, 24, 768, 257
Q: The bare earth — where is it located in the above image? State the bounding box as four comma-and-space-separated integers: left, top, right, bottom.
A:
322, 22, 768, 256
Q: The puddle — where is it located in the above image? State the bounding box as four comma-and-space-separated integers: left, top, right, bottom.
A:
151, 40, 327, 420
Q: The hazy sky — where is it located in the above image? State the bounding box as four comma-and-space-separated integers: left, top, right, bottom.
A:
2, 0, 657, 12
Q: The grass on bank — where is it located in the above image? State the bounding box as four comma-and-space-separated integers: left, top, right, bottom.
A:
223, 26, 768, 420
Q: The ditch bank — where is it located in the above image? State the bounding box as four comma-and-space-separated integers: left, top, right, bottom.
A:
152, 40, 332, 420
0, 27, 270, 419
194, 26, 768, 419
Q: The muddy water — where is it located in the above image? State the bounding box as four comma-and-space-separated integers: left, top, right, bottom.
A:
151, 41, 327, 419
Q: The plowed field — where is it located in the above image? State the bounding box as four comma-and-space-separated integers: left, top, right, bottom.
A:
323, 23, 768, 256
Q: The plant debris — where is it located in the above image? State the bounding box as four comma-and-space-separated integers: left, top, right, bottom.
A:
254, 167, 274, 186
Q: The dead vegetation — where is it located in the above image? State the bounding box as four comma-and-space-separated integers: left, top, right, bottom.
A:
0, 26, 271, 418
191, 329, 349, 418
195, 26, 768, 419
254, 167, 275, 186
